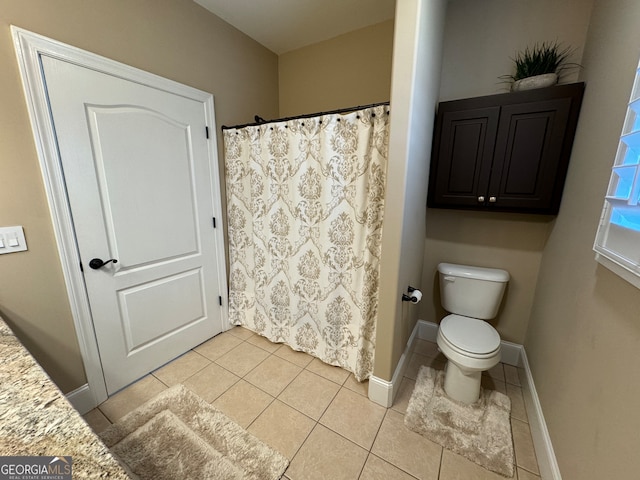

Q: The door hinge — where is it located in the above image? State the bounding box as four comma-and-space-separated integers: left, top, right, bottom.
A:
205, 126, 210, 139
79, 262, 84, 272
212, 217, 216, 228
218, 296, 223, 306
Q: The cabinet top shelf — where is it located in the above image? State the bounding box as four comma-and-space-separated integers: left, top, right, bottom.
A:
438, 82, 585, 111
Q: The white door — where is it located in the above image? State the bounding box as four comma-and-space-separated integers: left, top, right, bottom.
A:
41, 56, 225, 395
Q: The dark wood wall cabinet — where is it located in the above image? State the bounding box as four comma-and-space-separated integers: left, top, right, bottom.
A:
427, 83, 585, 214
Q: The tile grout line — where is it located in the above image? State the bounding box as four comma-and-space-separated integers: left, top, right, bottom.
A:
355, 452, 370, 479
284, 421, 321, 477
361, 451, 421, 480
95, 405, 112, 426
367, 403, 391, 452
435, 445, 444, 480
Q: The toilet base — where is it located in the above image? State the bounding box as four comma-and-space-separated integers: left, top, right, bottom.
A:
443, 361, 482, 404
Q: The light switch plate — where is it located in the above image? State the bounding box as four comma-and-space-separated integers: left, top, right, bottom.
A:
0, 226, 28, 254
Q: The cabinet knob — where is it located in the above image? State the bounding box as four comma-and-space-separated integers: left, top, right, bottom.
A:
489, 196, 497, 203
478, 196, 485, 202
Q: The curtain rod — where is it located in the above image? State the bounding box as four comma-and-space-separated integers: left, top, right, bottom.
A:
221, 101, 390, 130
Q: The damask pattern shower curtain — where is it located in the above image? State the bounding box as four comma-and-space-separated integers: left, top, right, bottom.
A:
222, 105, 389, 381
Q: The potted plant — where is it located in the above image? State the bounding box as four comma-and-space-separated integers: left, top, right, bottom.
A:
502, 41, 578, 91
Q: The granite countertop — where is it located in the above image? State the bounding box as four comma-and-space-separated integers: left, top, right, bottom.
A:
0, 317, 130, 479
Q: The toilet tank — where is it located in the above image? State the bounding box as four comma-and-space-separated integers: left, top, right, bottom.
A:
438, 263, 510, 320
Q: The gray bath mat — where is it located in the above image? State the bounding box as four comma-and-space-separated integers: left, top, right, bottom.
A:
404, 366, 514, 477
100, 384, 288, 479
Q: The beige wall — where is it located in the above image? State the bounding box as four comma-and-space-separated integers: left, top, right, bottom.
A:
439, 0, 594, 102
0, 0, 278, 393
419, 0, 594, 344
278, 20, 394, 118
525, 0, 640, 477
374, 0, 446, 381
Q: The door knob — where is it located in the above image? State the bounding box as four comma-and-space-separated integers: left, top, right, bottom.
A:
477, 196, 485, 202
89, 258, 118, 269
489, 196, 497, 203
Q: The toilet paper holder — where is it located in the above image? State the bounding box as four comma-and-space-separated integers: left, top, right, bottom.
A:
401, 286, 422, 304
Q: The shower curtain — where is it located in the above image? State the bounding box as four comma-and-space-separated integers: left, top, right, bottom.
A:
222, 104, 390, 381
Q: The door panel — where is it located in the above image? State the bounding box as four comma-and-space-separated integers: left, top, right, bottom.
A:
86, 106, 200, 266
430, 106, 499, 206
489, 98, 571, 210
41, 55, 224, 394
119, 268, 206, 352
501, 115, 548, 194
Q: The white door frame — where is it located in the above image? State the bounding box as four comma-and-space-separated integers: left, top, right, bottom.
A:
11, 27, 229, 413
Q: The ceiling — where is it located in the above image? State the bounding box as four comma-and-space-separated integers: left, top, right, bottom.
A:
194, 0, 396, 55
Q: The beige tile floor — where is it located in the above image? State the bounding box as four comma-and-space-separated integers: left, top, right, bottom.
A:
83, 327, 541, 480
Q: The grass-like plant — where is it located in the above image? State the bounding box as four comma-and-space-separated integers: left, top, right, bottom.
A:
503, 41, 578, 82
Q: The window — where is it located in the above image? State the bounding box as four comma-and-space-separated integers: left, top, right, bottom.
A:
594, 58, 640, 289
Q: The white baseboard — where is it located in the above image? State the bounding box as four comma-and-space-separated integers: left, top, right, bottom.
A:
65, 383, 95, 415
519, 349, 562, 480
418, 319, 438, 342
499, 339, 522, 366
368, 321, 419, 408
367, 375, 394, 408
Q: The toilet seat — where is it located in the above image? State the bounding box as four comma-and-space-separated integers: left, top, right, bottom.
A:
439, 314, 500, 358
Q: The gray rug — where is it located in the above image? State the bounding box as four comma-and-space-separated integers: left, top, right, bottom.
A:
100, 384, 289, 480
404, 366, 514, 477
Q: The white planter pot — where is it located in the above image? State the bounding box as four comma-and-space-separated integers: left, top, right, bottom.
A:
512, 73, 558, 91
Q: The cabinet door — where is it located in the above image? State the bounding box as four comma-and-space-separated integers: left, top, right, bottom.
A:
430, 106, 500, 207
488, 98, 571, 212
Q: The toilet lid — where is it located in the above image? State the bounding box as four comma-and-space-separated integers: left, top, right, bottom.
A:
440, 315, 500, 355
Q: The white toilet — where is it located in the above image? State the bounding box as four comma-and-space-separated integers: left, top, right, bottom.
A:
436, 262, 510, 404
